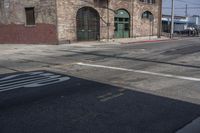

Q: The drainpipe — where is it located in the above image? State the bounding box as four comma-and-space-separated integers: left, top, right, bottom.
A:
158, 0, 162, 38
131, 0, 134, 38
107, 0, 110, 41
55, 0, 59, 45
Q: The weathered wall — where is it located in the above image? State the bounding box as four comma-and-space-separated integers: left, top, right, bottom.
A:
108, 0, 161, 38
56, 0, 109, 43
109, 0, 132, 39
56, 0, 162, 43
0, 0, 162, 44
133, 0, 161, 37
0, 0, 57, 44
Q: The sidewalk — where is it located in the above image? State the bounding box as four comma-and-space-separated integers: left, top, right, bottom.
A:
69, 36, 200, 47
110, 36, 170, 44
70, 36, 170, 46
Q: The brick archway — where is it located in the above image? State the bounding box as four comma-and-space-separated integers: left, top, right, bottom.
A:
76, 7, 100, 41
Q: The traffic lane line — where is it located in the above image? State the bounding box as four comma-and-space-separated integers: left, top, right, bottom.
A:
76, 62, 200, 82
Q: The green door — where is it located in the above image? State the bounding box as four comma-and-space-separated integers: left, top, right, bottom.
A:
77, 7, 100, 41
114, 10, 130, 38
116, 23, 124, 38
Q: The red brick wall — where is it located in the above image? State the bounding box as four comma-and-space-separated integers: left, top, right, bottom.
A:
0, 24, 58, 44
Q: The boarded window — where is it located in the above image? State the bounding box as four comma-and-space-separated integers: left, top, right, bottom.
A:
25, 7, 35, 25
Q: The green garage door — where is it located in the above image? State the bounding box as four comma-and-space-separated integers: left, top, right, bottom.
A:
114, 9, 130, 38
76, 7, 100, 41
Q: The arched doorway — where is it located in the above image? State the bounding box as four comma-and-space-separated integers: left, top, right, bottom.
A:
76, 7, 100, 41
114, 9, 130, 38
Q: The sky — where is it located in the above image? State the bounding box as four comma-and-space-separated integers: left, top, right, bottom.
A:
162, 0, 200, 16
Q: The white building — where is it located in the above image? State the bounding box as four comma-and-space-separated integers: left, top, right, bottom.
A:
188, 15, 200, 26
162, 15, 200, 33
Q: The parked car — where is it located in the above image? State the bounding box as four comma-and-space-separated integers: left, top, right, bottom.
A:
177, 26, 200, 36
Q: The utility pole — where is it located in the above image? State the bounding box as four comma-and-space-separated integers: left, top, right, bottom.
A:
170, 0, 174, 38
185, 4, 188, 17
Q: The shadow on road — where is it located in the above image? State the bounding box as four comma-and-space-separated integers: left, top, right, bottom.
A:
0, 71, 200, 133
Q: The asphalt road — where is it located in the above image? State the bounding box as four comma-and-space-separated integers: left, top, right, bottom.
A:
1, 71, 200, 133
1, 38, 200, 133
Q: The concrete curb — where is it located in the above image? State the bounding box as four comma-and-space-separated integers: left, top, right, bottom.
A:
120, 37, 200, 45
121, 38, 171, 44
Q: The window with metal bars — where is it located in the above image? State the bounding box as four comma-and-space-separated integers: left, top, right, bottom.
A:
140, 0, 155, 4
142, 11, 154, 21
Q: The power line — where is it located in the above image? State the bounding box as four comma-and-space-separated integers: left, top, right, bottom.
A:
163, 7, 200, 10
175, 0, 200, 5
162, 0, 200, 17
163, 7, 200, 9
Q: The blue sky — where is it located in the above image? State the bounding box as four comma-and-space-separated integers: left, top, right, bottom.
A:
162, 0, 200, 16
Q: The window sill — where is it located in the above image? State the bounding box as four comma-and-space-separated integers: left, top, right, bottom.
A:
24, 24, 36, 27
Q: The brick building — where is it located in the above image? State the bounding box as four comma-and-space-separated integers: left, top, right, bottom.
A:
0, 0, 162, 44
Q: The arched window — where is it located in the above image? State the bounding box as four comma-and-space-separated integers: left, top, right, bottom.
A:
140, 0, 155, 4
142, 11, 154, 21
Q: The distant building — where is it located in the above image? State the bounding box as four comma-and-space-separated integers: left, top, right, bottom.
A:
188, 15, 200, 26
0, 0, 162, 44
162, 15, 200, 33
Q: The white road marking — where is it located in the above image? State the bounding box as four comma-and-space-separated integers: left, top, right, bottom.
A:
0, 75, 60, 89
0, 72, 70, 92
0, 72, 43, 81
97, 92, 112, 99
0, 76, 50, 87
77, 62, 200, 82
24, 77, 70, 88
100, 93, 124, 102
0, 72, 44, 83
